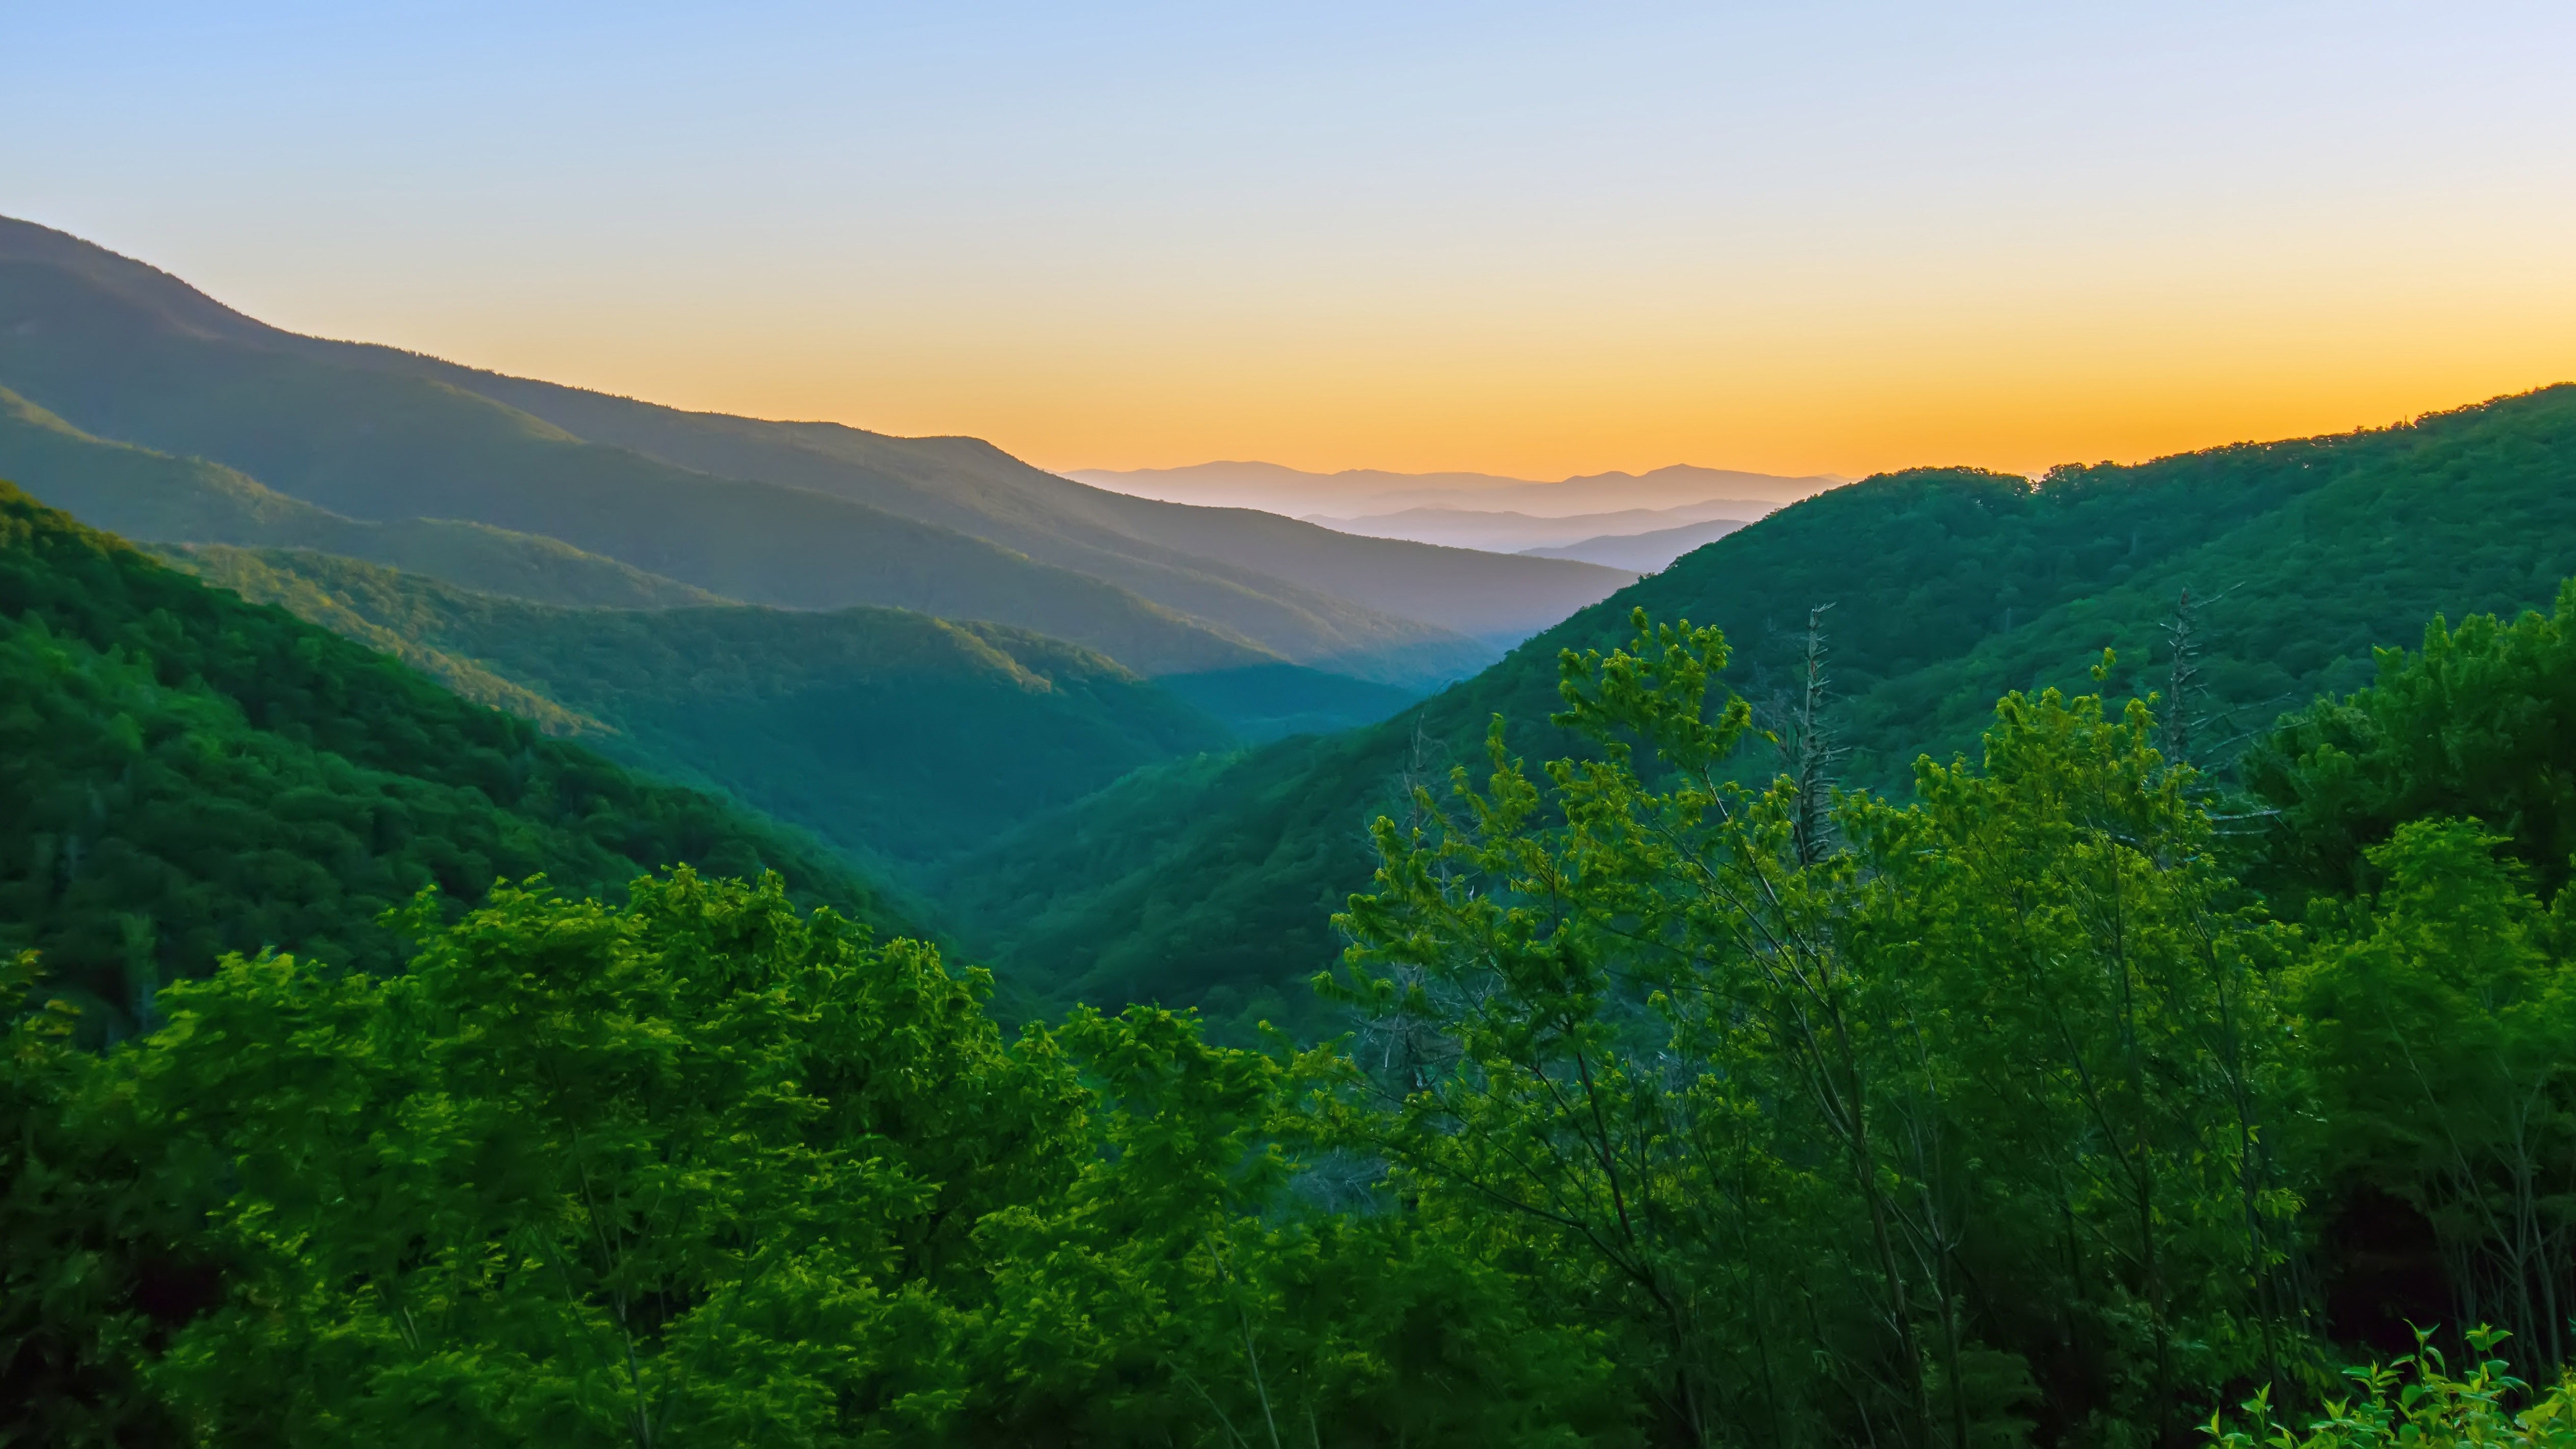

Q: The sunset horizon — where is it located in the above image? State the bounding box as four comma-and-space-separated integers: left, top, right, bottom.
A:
20, 5, 2572, 487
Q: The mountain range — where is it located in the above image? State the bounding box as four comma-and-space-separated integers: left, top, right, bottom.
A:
14, 207, 2576, 1445
1298, 498, 1762, 552
0, 481, 901, 1025
12, 211, 2576, 1055
0, 215, 1633, 689
156, 544, 1239, 875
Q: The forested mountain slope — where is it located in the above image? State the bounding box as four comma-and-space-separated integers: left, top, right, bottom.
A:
347, 382, 1627, 650
0, 248, 1284, 677
0, 216, 1628, 680
939, 386, 2576, 1030
29, 520, 2576, 1448
160, 545, 1236, 870
0, 482, 902, 1028
0, 387, 722, 608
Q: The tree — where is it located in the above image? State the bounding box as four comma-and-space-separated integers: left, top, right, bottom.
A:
1328, 612, 2301, 1446
132, 869, 1085, 1446
2295, 822, 2576, 1368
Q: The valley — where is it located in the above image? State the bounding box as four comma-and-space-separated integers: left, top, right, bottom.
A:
10, 211, 2576, 1445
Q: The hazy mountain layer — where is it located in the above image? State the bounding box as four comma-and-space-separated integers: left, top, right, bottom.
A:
1522, 516, 1750, 571
1148, 665, 1421, 743
1303, 498, 1763, 551
346, 379, 1606, 667
1072, 460, 1841, 517
0, 243, 1304, 678
945, 387, 2576, 1033
160, 546, 1238, 872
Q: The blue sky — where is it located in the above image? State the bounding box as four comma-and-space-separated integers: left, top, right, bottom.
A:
12, 2, 2574, 477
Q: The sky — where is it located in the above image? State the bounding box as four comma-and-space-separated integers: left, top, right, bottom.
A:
11, 1, 2576, 481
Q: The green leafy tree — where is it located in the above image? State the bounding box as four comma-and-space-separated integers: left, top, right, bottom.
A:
2252, 578, 2576, 907
967, 1005, 1628, 1446
2, 948, 205, 1447
1328, 612, 2303, 1446
131, 869, 1084, 1446
2294, 823, 2576, 1365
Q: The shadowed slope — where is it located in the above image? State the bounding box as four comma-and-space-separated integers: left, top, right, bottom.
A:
160, 546, 1238, 870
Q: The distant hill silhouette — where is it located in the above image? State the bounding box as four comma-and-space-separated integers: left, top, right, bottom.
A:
0, 215, 1634, 683
1520, 517, 1751, 571
1303, 498, 1760, 552
1071, 460, 1840, 517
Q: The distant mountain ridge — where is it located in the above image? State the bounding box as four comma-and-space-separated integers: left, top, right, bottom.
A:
0, 214, 1633, 685
1521, 516, 1750, 571
1070, 460, 1841, 518
1301, 499, 1761, 552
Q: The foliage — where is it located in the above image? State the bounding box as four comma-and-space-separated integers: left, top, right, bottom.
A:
5, 873, 1617, 1446
2290, 822, 2576, 1362
2207, 1327, 2576, 1447
1, 948, 199, 1446
1323, 611, 2305, 1444
23, 592, 2576, 1441
2251, 578, 2576, 905
130, 870, 1075, 1445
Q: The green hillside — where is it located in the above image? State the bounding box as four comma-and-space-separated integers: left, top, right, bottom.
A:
938, 386, 2576, 1030
0, 481, 903, 1029
0, 244, 1288, 678
159, 545, 1238, 870
0, 215, 1584, 684
372, 381, 1562, 668
410, 376, 1633, 645
0, 385, 722, 607
1148, 663, 1421, 742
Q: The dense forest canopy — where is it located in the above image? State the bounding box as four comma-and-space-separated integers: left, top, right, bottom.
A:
17, 587, 2576, 1443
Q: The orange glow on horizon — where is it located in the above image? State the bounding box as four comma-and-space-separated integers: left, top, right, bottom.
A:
21, 4, 2576, 490
384, 299, 2574, 485
179, 189, 2576, 488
